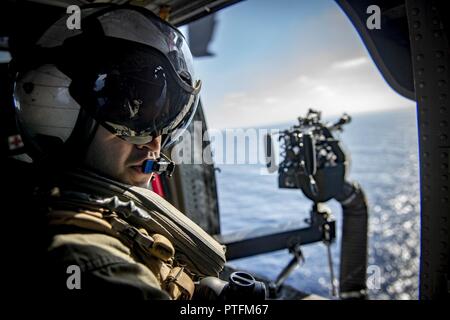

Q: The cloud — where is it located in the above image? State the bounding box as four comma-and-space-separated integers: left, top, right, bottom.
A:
207, 55, 414, 129
264, 97, 280, 104
225, 92, 247, 99
332, 57, 369, 69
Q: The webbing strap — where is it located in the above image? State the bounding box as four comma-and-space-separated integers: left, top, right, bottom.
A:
47, 209, 194, 299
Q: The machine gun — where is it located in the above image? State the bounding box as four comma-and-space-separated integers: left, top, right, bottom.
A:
263, 109, 368, 299
267, 108, 351, 202
215, 109, 367, 299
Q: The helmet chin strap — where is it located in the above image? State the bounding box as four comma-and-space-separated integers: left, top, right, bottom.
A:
63, 108, 100, 166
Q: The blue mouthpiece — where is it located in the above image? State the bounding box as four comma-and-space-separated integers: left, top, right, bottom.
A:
140, 154, 175, 177
142, 159, 155, 174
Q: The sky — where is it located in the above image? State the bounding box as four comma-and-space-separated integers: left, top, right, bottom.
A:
183, 0, 416, 130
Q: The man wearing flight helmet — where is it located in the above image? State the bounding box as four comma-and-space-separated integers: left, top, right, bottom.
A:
10, 5, 225, 299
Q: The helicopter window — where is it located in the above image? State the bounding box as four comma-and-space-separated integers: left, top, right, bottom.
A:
0, 37, 11, 63
189, 0, 419, 300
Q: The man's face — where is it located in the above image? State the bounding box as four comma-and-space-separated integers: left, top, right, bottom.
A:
84, 125, 161, 188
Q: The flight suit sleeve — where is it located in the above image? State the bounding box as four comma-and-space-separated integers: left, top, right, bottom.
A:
45, 231, 171, 299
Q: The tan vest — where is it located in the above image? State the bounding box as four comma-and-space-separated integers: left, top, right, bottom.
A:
47, 208, 195, 300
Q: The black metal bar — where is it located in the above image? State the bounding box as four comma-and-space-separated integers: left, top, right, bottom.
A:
214, 221, 335, 260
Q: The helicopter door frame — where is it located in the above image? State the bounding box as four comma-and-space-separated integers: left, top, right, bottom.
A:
405, 0, 449, 300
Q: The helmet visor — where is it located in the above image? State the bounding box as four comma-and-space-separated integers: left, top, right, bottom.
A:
60, 38, 200, 147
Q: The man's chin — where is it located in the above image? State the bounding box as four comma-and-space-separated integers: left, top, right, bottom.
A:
126, 167, 153, 188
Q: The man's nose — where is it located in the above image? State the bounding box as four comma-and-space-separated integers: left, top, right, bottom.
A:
135, 136, 161, 152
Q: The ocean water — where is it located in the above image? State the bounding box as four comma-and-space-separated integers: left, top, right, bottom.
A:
214, 108, 420, 300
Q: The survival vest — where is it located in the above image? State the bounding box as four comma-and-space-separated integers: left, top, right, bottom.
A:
41, 168, 226, 299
